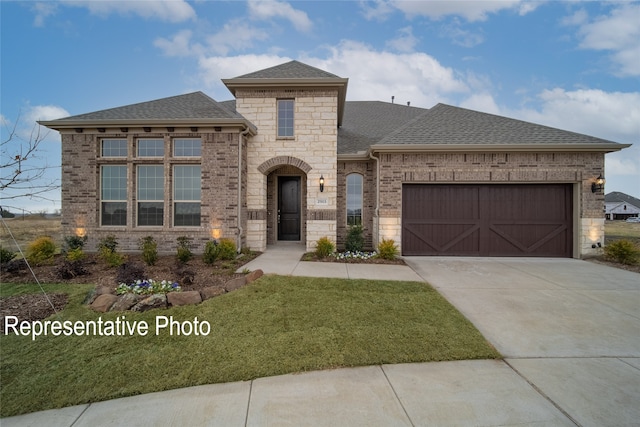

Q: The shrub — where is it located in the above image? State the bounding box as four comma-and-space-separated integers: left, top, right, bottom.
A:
377, 238, 399, 260
139, 236, 158, 266
66, 247, 86, 262
26, 236, 57, 265
604, 239, 640, 265
55, 260, 88, 279
116, 262, 146, 286
0, 246, 16, 264
345, 225, 364, 252
217, 238, 237, 261
98, 235, 125, 267
203, 240, 219, 265
176, 236, 193, 263
64, 235, 87, 251
315, 237, 335, 258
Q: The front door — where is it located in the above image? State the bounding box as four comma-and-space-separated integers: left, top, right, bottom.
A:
278, 176, 301, 241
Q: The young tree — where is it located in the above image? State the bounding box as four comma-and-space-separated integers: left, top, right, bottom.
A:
1, 113, 60, 210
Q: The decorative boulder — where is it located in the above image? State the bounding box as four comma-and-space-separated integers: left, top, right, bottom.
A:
167, 291, 202, 307
110, 293, 141, 311
224, 276, 247, 292
131, 294, 167, 312
90, 294, 120, 313
200, 286, 226, 301
245, 269, 264, 283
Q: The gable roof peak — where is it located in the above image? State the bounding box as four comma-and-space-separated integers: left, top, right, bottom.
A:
233, 60, 342, 79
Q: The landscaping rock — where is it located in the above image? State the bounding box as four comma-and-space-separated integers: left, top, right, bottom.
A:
167, 291, 202, 307
131, 294, 167, 312
96, 285, 116, 296
90, 294, 120, 313
245, 269, 264, 283
110, 293, 141, 311
200, 286, 226, 301
224, 276, 246, 292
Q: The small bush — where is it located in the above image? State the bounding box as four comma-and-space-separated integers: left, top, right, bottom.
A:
98, 235, 125, 267
604, 239, 640, 265
2, 258, 27, 273
64, 235, 87, 251
217, 238, 237, 261
315, 237, 335, 258
55, 260, 88, 280
116, 262, 146, 286
26, 236, 57, 265
0, 246, 16, 264
66, 247, 86, 262
203, 240, 219, 265
377, 238, 399, 260
176, 236, 193, 263
345, 225, 364, 252
139, 236, 158, 266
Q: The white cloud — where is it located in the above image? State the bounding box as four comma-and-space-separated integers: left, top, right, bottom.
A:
154, 30, 204, 57
459, 93, 500, 114
34, 0, 196, 24
568, 3, 640, 76
198, 54, 291, 92
360, 0, 396, 21
386, 26, 419, 53
247, 0, 312, 32
206, 20, 270, 56
439, 19, 485, 47
392, 0, 533, 22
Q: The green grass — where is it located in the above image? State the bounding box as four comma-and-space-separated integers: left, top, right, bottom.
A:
0, 276, 500, 417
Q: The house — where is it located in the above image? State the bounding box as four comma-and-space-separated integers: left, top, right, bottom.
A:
40, 60, 630, 258
605, 192, 640, 220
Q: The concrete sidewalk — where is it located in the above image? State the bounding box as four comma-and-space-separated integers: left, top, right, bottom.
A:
3, 252, 639, 426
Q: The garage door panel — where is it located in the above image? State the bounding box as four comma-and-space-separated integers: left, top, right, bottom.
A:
402, 184, 572, 257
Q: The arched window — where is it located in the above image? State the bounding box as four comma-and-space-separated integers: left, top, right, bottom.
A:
346, 173, 363, 226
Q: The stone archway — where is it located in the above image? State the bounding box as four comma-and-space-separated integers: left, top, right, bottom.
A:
258, 156, 313, 175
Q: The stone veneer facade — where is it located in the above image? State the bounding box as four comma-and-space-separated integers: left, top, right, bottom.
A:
59, 127, 247, 253
371, 151, 606, 257
235, 89, 338, 251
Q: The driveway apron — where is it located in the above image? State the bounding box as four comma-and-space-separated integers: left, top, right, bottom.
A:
404, 257, 640, 426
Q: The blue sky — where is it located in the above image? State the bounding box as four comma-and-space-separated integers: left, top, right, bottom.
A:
1, 0, 639, 213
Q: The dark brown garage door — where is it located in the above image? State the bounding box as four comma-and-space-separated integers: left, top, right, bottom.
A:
402, 184, 572, 257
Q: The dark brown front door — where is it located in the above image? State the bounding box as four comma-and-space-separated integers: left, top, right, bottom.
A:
402, 184, 573, 257
278, 177, 301, 241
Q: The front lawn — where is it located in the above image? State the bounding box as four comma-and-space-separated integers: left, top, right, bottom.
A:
0, 276, 500, 417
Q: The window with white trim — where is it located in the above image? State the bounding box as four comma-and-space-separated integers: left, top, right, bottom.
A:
346, 173, 363, 226
174, 138, 201, 157
101, 165, 127, 226
137, 165, 164, 226
101, 139, 127, 157
277, 99, 294, 137
137, 139, 164, 157
173, 165, 201, 226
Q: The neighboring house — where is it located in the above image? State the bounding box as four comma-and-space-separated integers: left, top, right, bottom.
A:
605, 192, 640, 220
41, 61, 630, 258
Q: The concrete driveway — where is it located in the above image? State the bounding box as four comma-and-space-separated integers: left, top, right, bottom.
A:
404, 257, 640, 426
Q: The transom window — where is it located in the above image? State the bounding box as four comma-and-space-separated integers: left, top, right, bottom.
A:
100, 165, 127, 226
101, 139, 127, 157
174, 138, 201, 157
137, 165, 164, 226
174, 165, 201, 226
346, 173, 363, 226
277, 99, 294, 138
137, 139, 164, 157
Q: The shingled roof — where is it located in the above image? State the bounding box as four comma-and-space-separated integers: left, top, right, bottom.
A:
40, 92, 245, 126
605, 192, 640, 207
233, 60, 341, 79
372, 103, 624, 150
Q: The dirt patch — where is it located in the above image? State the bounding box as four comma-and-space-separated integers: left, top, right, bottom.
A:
586, 256, 640, 274
0, 293, 68, 334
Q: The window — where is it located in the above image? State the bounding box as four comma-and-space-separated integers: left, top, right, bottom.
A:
137, 165, 164, 226
174, 138, 201, 157
137, 139, 164, 157
277, 99, 294, 137
101, 165, 127, 226
101, 139, 127, 157
346, 173, 363, 226
174, 165, 201, 226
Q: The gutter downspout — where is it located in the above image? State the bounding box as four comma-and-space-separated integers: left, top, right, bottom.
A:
368, 149, 380, 247
237, 127, 250, 253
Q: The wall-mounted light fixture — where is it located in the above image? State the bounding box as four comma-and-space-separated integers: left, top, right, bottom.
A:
319, 175, 325, 192
591, 174, 605, 193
